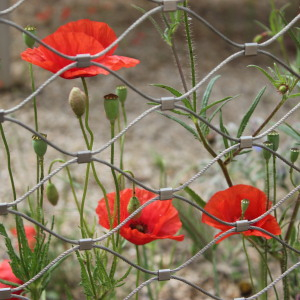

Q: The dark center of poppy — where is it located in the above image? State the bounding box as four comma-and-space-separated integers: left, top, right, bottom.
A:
129, 222, 148, 233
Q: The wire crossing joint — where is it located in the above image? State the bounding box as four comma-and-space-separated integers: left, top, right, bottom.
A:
162, 0, 177, 12
160, 97, 175, 111
76, 54, 92, 68
79, 238, 94, 251
244, 43, 258, 56
0, 288, 11, 300
236, 220, 250, 232
158, 269, 171, 281
0, 203, 8, 215
239, 136, 253, 149
77, 151, 93, 164
0, 110, 4, 123
159, 188, 173, 200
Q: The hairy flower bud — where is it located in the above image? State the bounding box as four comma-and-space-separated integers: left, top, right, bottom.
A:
127, 196, 142, 219
116, 85, 127, 104
32, 133, 47, 157
23, 25, 36, 48
46, 182, 59, 206
262, 141, 273, 161
104, 93, 119, 123
68, 87, 86, 117
277, 84, 289, 95
267, 130, 279, 151
290, 147, 299, 163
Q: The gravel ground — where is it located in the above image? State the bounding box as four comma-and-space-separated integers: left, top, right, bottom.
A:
0, 0, 299, 299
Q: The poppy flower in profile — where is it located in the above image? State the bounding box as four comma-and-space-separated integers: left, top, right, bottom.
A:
0, 260, 23, 299
202, 184, 281, 243
96, 188, 184, 245
21, 19, 140, 79
11, 226, 37, 251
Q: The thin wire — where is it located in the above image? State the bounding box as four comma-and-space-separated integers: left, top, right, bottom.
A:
123, 277, 158, 300
0, 0, 27, 15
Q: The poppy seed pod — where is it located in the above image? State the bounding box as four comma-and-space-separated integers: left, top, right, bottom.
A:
32, 133, 47, 157
23, 25, 36, 48
127, 196, 142, 219
69, 87, 86, 117
262, 141, 273, 161
46, 182, 59, 206
104, 93, 119, 123
116, 85, 127, 104
267, 130, 279, 151
290, 147, 299, 163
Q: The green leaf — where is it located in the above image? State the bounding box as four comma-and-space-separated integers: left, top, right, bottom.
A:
237, 86, 266, 138
248, 65, 276, 85
157, 111, 199, 140
277, 123, 300, 140
199, 96, 234, 115
287, 93, 300, 99
151, 83, 193, 111
219, 110, 230, 149
200, 75, 221, 118
183, 186, 206, 208
76, 251, 94, 297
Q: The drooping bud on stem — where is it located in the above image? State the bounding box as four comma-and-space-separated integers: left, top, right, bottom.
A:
68, 87, 86, 118
241, 199, 250, 220
32, 133, 47, 157
290, 147, 299, 163
267, 130, 279, 151
262, 141, 273, 161
46, 182, 59, 206
104, 93, 119, 123
127, 195, 142, 219
23, 25, 36, 48
116, 85, 127, 105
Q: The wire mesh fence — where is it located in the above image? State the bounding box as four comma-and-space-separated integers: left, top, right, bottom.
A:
0, 0, 299, 299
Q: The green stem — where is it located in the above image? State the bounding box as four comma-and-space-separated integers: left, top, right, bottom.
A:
280, 246, 290, 300
183, 0, 197, 111
0, 124, 16, 200
39, 157, 45, 224
142, 246, 155, 300
80, 163, 91, 238
285, 193, 300, 242
212, 247, 220, 297
29, 63, 38, 132
81, 77, 94, 150
242, 236, 255, 292
195, 122, 233, 187
135, 245, 141, 300
109, 121, 121, 279
272, 155, 277, 220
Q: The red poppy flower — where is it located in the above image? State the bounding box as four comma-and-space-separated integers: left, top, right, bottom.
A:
96, 188, 184, 245
21, 19, 140, 79
202, 184, 281, 243
11, 226, 37, 251
0, 260, 23, 299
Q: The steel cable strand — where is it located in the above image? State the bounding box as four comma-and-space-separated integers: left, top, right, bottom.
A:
248, 226, 300, 255
178, 51, 245, 101
9, 158, 77, 206
172, 228, 237, 273
0, 0, 27, 15
4, 63, 77, 115
174, 194, 237, 227
93, 245, 157, 275
174, 144, 239, 191
93, 197, 159, 243
8, 209, 79, 245
179, 6, 244, 49
253, 143, 300, 172
123, 277, 158, 300
258, 50, 300, 79
12, 246, 79, 292
254, 101, 300, 141
246, 260, 300, 300
3, 117, 77, 157
250, 183, 300, 224
13, 295, 31, 300
92, 105, 160, 155
92, 158, 158, 193
260, 13, 300, 48
171, 275, 223, 300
